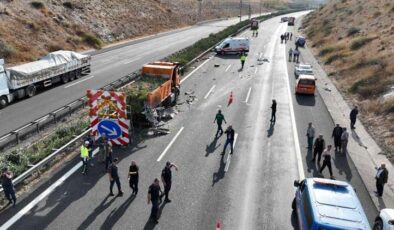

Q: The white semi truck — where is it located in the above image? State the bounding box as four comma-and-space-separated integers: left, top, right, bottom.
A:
0, 50, 91, 108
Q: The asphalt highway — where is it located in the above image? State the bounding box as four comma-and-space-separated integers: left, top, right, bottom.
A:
0, 15, 259, 137
0, 12, 378, 230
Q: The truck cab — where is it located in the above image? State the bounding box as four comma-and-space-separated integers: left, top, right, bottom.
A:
0, 59, 10, 108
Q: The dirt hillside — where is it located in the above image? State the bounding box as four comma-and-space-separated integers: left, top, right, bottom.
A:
301, 0, 394, 160
0, 0, 287, 65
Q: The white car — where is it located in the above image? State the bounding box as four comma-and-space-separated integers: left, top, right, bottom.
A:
374, 209, 394, 230
294, 63, 313, 78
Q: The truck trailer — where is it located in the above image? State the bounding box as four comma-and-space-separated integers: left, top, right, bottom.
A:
0, 50, 91, 108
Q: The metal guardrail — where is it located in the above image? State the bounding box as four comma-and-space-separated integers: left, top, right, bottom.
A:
0, 9, 305, 191
0, 72, 139, 150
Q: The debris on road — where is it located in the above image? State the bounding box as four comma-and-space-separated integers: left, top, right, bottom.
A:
214, 63, 220, 67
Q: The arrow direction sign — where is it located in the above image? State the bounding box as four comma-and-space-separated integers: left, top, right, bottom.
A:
97, 119, 122, 140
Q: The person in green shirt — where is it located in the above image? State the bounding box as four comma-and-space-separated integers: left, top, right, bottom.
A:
240, 52, 247, 70
80, 141, 90, 174
213, 110, 227, 137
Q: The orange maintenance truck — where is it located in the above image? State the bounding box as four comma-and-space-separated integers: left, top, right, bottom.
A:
141, 61, 181, 108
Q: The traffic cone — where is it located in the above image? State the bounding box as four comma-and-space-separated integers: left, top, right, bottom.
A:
227, 91, 233, 107
216, 220, 221, 230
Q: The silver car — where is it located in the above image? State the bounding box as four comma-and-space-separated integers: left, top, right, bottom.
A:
294, 63, 313, 78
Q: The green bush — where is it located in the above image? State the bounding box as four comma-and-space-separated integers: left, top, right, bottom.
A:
80, 32, 102, 49
350, 37, 374, 50
63, 2, 74, 9
0, 40, 16, 58
31, 1, 45, 9
325, 52, 349, 64
347, 27, 360, 37
318, 46, 336, 56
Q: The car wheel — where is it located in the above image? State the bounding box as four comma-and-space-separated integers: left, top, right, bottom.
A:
292, 198, 296, 210
373, 218, 383, 230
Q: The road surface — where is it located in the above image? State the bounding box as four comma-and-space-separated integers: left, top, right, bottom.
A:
0, 12, 377, 230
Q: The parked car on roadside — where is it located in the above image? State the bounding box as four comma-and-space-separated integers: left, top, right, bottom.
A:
295, 75, 316, 95
295, 36, 306, 47
373, 209, 394, 230
294, 64, 313, 78
293, 178, 371, 230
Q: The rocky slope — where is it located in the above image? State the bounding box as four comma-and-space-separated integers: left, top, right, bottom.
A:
0, 0, 284, 64
301, 0, 394, 159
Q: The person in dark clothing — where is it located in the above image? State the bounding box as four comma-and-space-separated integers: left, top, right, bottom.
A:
375, 164, 389, 197
105, 145, 113, 172
222, 125, 235, 155
213, 110, 226, 137
147, 178, 162, 224
290, 32, 293, 40
280, 34, 284, 43
1, 167, 16, 206
319, 145, 334, 179
128, 161, 139, 195
350, 106, 359, 129
270, 99, 277, 123
108, 158, 123, 196
332, 124, 343, 152
161, 161, 178, 203
86, 132, 95, 167
311, 134, 325, 164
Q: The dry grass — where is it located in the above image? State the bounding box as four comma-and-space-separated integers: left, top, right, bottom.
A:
302, 0, 394, 159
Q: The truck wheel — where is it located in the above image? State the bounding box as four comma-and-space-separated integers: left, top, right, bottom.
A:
61, 74, 69, 83
0, 96, 8, 109
76, 69, 82, 79
69, 72, 76, 81
26, 85, 37, 97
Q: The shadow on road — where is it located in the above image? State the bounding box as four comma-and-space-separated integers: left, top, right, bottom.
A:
212, 154, 226, 187
267, 122, 275, 137
295, 94, 316, 106
333, 150, 353, 181
214, 54, 240, 60
205, 136, 221, 157
100, 194, 136, 229
142, 202, 168, 230
305, 149, 320, 177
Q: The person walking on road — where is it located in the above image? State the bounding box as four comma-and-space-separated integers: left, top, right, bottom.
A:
375, 163, 388, 197
306, 122, 315, 149
288, 48, 293, 62
332, 124, 343, 152
128, 161, 139, 195
108, 158, 123, 197
105, 144, 113, 172
311, 134, 325, 164
161, 161, 178, 203
280, 34, 284, 44
80, 141, 90, 174
319, 145, 334, 179
270, 99, 277, 123
222, 125, 235, 155
240, 52, 246, 70
1, 167, 16, 206
98, 133, 110, 163
148, 178, 162, 224
293, 49, 300, 63
214, 110, 226, 137
341, 128, 349, 154
350, 106, 359, 129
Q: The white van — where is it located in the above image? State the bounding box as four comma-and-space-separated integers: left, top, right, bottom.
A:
215, 37, 250, 54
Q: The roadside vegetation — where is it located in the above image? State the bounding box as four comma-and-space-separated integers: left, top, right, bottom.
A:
302, 0, 394, 160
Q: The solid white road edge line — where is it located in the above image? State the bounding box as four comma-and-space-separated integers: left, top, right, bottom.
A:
0, 148, 99, 230
245, 87, 252, 103
224, 133, 238, 172
64, 76, 95, 88
180, 58, 212, 84
204, 85, 216, 99
283, 43, 305, 180
157, 127, 184, 162
225, 64, 232, 72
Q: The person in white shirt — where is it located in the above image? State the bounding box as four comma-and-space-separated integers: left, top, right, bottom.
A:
319, 145, 334, 179
341, 128, 349, 154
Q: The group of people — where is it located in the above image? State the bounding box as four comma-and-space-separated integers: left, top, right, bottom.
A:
280, 32, 292, 44
288, 47, 300, 63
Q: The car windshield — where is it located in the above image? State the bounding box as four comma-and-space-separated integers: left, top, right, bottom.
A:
299, 79, 315, 85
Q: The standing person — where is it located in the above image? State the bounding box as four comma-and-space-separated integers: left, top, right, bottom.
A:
108, 158, 123, 196
86, 132, 95, 167
270, 99, 277, 123
161, 161, 178, 203
147, 178, 162, 224
341, 128, 349, 154
294, 49, 300, 63
319, 145, 334, 179
288, 48, 293, 62
284, 33, 288, 44
213, 110, 226, 137
280, 34, 284, 43
311, 134, 325, 164
306, 122, 315, 149
375, 163, 388, 197
350, 106, 359, 129
80, 141, 90, 174
221, 125, 235, 155
97, 133, 109, 163
1, 167, 16, 206
240, 52, 246, 70
105, 144, 113, 172
290, 32, 293, 40
128, 161, 139, 195
332, 124, 343, 152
